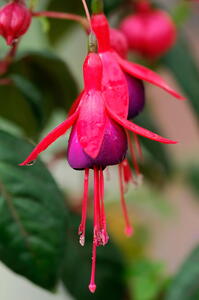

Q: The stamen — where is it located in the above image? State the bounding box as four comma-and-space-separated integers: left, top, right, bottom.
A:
78, 168, 89, 246
118, 165, 133, 237
127, 131, 141, 177
88, 167, 100, 293
89, 242, 97, 293
121, 159, 134, 186
99, 168, 109, 245
134, 133, 143, 161
94, 167, 101, 246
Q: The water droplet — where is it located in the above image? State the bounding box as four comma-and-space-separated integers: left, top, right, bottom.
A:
79, 235, 85, 247
26, 160, 36, 166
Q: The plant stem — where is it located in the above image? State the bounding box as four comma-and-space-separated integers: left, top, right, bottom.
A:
32, 11, 89, 33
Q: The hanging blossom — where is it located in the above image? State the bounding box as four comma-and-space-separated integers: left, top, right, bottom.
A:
120, 0, 176, 59
20, 30, 179, 291
0, 0, 32, 45
69, 10, 185, 196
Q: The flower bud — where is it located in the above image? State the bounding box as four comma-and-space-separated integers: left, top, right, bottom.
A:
67, 119, 127, 170
120, 5, 176, 59
0, 1, 32, 45
110, 28, 129, 58
125, 74, 145, 119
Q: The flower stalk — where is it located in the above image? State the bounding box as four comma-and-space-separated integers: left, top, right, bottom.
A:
32, 11, 89, 32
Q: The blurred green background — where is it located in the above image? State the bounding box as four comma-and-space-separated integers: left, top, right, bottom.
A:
0, 0, 198, 299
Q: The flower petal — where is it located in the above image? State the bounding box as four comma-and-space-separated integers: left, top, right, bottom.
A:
20, 110, 79, 166
68, 91, 83, 116
77, 90, 107, 159
114, 52, 186, 100
100, 51, 129, 119
106, 104, 177, 144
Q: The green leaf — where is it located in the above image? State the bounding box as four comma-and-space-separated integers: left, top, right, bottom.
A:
0, 82, 40, 138
135, 110, 172, 175
172, 2, 190, 27
128, 259, 166, 300
0, 130, 68, 290
162, 33, 199, 119
11, 74, 44, 127
46, 0, 84, 44
62, 213, 127, 300
87, 0, 125, 14
165, 246, 199, 300
11, 50, 78, 111
46, 0, 127, 44
3, 50, 78, 137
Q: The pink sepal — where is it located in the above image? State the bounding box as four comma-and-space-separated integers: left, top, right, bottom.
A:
114, 52, 186, 100
106, 104, 177, 144
100, 51, 129, 119
20, 110, 79, 166
77, 90, 107, 159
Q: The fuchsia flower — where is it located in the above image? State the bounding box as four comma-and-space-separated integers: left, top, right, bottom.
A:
20, 12, 185, 293
120, 0, 176, 59
0, 0, 32, 45
109, 28, 128, 59
20, 47, 180, 293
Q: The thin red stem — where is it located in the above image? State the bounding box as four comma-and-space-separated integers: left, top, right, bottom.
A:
127, 131, 140, 177
32, 11, 89, 32
78, 168, 89, 246
81, 0, 92, 30
0, 41, 19, 76
118, 165, 133, 237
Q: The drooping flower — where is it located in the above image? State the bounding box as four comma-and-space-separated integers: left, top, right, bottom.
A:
120, 0, 176, 59
109, 27, 128, 58
0, 0, 32, 45
20, 38, 177, 292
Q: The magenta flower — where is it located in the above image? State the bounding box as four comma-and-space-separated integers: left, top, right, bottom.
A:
20, 47, 177, 292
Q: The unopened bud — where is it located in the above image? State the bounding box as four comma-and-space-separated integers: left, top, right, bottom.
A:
0, 1, 32, 45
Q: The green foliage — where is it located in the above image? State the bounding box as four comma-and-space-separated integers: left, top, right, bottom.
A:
165, 245, 199, 300
128, 259, 166, 300
46, 0, 84, 44
172, 2, 191, 27
0, 130, 68, 290
62, 213, 127, 300
135, 110, 173, 176
0, 50, 78, 138
162, 33, 199, 120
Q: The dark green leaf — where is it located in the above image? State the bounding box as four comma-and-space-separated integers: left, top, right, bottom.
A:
62, 212, 127, 300
162, 33, 199, 119
5, 50, 78, 137
165, 245, 199, 300
0, 130, 68, 290
11, 74, 44, 127
0, 83, 39, 137
87, 0, 126, 14
46, 0, 84, 44
11, 50, 78, 111
46, 0, 127, 44
135, 110, 173, 175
